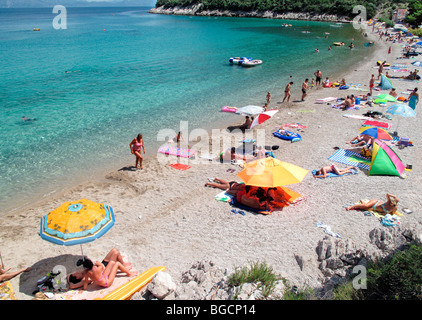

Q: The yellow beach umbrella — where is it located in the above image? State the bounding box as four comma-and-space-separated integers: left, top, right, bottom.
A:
40, 199, 115, 255
237, 157, 308, 188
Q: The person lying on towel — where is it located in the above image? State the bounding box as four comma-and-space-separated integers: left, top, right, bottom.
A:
313, 164, 357, 178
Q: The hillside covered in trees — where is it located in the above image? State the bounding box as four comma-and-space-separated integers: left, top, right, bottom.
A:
154, 0, 415, 23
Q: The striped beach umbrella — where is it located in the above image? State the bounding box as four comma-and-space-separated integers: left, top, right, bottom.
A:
358, 126, 393, 141
40, 199, 115, 251
249, 109, 278, 129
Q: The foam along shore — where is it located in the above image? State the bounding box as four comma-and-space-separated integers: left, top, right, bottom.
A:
1, 24, 421, 300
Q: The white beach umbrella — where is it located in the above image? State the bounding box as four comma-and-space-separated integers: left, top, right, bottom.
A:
235, 105, 264, 116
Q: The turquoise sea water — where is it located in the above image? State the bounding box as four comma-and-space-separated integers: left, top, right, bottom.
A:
0, 7, 371, 213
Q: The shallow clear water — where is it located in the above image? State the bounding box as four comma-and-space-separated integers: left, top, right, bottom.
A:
0, 7, 371, 213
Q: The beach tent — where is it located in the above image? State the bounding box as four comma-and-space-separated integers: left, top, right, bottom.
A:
378, 74, 393, 90
368, 139, 405, 176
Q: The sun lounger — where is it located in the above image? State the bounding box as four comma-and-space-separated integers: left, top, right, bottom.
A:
97, 266, 166, 300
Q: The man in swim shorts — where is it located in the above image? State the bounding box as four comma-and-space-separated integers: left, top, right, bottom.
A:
369, 74, 375, 95
314, 70, 322, 86
282, 82, 293, 103
301, 79, 309, 101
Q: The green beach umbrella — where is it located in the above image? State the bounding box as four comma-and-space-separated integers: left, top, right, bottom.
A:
376, 94, 397, 102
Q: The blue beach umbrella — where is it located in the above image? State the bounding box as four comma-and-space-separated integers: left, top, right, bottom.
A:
40, 199, 115, 255
386, 104, 416, 134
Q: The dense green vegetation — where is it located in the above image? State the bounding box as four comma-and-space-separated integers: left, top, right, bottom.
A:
333, 244, 422, 300
406, 0, 422, 26
155, 0, 411, 20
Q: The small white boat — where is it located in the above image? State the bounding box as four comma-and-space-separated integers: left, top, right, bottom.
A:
241, 59, 263, 67
229, 57, 252, 65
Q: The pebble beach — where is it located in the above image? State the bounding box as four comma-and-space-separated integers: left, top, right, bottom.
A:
1, 23, 421, 301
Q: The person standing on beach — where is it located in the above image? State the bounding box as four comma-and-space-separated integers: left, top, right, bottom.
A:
314, 70, 322, 86
282, 82, 293, 103
378, 61, 385, 79
130, 133, 146, 169
301, 79, 309, 101
369, 74, 375, 96
266, 92, 271, 105
408, 88, 419, 110
388, 46, 391, 54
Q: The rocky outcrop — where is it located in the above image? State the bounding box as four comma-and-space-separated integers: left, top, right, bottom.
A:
149, 5, 351, 23
132, 225, 422, 300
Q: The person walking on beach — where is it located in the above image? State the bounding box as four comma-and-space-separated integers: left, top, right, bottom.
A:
301, 79, 309, 101
369, 74, 375, 95
266, 92, 271, 105
314, 70, 322, 86
282, 82, 293, 103
130, 133, 146, 169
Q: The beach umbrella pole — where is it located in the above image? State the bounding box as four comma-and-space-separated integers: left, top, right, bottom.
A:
0, 251, 4, 269
394, 117, 401, 136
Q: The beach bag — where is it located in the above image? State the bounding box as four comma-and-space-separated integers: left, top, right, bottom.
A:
360, 147, 371, 158
33, 270, 62, 294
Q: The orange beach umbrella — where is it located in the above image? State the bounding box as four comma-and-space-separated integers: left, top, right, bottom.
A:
237, 157, 308, 188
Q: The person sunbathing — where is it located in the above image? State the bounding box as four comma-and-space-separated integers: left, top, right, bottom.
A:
0, 265, 31, 283
339, 96, 353, 110
204, 178, 245, 195
346, 134, 372, 147
219, 147, 254, 163
313, 164, 356, 178
70, 248, 135, 289
346, 193, 399, 215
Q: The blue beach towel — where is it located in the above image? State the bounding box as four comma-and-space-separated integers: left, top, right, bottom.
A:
328, 149, 371, 170
312, 168, 358, 178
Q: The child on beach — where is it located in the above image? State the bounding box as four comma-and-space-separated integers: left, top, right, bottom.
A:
266, 92, 271, 105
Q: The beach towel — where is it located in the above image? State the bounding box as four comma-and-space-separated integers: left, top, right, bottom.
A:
362, 120, 391, 129
330, 104, 359, 110
169, 163, 191, 171
198, 153, 216, 161
158, 146, 196, 158
283, 123, 307, 129
312, 168, 358, 178
354, 199, 403, 221
343, 114, 371, 120
0, 281, 17, 300
347, 83, 367, 92
215, 190, 234, 202
328, 148, 371, 170
316, 222, 341, 238
315, 97, 337, 104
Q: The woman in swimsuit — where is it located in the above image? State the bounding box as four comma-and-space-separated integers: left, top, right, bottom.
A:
313, 164, 356, 178
130, 133, 146, 169
204, 178, 245, 193
346, 193, 399, 215
80, 257, 136, 289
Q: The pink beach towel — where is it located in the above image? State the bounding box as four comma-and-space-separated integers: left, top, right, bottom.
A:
158, 146, 196, 158
362, 120, 391, 129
